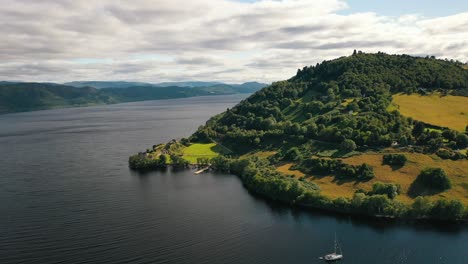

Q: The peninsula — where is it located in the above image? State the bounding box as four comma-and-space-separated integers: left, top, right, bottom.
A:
130, 52, 468, 222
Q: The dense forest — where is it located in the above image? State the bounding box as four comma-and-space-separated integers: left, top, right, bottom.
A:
0, 81, 266, 114
191, 52, 468, 152
130, 52, 468, 221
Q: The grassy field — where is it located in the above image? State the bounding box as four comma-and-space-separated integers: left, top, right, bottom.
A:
391, 93, 468, 131
277, 163, 306, 178
182, 143, 231, 163
277, 152, 468, 204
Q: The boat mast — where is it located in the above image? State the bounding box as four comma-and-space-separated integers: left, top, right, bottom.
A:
334, 232, 337, 254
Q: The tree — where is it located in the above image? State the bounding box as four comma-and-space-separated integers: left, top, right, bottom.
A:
159, 154, 167, 165
411, 196, 432, 217
364, 194, 390, 215
285, 147, 302, 161
455, 133, 468, 148
358, 163, 374, 180
340, 139, 357, 152
442, 129, 457, 141
429, 199, 465, 220
351, 192, 366, 210
170, 154, 190, 168
416, 168, 451, 191
412, 122, 425, 137
211, 156, 231, 172
382, 154, 407, 166
371, 182, 399, 199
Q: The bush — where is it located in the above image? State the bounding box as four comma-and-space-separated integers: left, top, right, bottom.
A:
429, 199, 465, 220
296, 158, 373, 180
411, 196, 432, 217
285, 147, 302, 161
370, 182, 400, 199
416, 168, 451, 191
382, 154, 407, 166
170, 154, 190, 168
456, 133, 468, 148
340, 139, 357, 152
358, 163, 375, 180
436, 149, 466, 160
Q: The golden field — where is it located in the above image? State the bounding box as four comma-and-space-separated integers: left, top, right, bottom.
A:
391, 93, 468, 131
277, 152, 468, 205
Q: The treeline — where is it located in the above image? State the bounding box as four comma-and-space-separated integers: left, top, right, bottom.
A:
294, 52, 468, 94
210, 156, 467, 221
211, 156, 320, 203
293, 158, 375, 180
128, 153, 189, 170
127, 148, 465, 221
128, 154, 167, 170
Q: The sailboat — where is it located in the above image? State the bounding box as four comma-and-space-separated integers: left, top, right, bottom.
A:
320, 233, 343, 262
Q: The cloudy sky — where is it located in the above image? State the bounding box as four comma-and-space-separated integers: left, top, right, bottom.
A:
1, 0, 467, 83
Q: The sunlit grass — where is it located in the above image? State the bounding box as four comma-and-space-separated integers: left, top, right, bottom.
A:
391, 93, 468, 131
276, 152, 468, 204
182, 143, 231, 163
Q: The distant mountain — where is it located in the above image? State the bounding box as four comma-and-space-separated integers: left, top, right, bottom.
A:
153, 81, 223, 87
64, 81, 268, 90
0, 81, 268, 114
0, 81, 22, 85
0, 83, 109, 114
232, 82, 269, 93
64, 81, 152, 89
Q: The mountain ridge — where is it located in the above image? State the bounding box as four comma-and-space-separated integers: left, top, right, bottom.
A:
0, 81, 268, 114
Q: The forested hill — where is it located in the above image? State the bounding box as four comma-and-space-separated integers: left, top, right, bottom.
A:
192, 52, 468, 151
293, 52, 468, 95
0, 81, 267, 114
131, 52, 468, 221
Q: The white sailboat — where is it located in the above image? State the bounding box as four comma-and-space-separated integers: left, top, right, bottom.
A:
321, 233, 343, 262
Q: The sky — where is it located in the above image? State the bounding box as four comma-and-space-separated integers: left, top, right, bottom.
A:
1, 0, 467, 84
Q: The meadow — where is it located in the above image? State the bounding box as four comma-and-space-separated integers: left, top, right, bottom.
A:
182, 143, 231, 163
391, 93, 468, 131
277, 152, 468, 205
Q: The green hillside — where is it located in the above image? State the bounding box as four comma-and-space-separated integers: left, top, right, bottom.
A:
131, 52, 468, 221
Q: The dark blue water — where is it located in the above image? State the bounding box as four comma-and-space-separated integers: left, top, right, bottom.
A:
0, 95, 466, 264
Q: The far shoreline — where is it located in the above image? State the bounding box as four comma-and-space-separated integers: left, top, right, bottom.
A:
0, 93, 251, 116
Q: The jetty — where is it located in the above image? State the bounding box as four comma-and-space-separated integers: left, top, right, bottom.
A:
194, 166, 210, 174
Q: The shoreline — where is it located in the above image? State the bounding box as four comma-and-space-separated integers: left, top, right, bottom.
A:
129, 164, 467, 224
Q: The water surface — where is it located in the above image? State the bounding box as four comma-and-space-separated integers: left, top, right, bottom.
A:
0, 95, 466, 264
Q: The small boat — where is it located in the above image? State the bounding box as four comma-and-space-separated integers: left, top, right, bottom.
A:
321, 233, 343, 262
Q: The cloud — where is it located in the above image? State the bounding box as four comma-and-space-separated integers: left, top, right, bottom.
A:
0, 0, 467, 83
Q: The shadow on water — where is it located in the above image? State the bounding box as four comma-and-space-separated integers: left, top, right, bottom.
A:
133, 166, 468, 234
129, 167, 169, 177
250, 189, 468, 233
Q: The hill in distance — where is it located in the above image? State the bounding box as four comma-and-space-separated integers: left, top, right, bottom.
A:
0, 81, 268, 114
131, 52, 468, 221
64, 81, 266, 89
